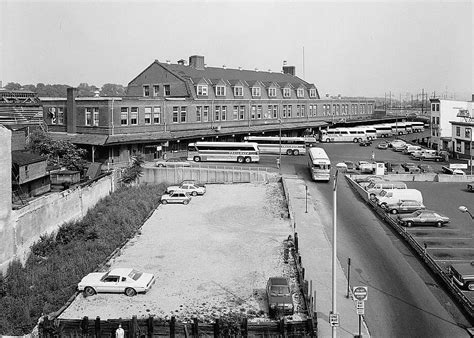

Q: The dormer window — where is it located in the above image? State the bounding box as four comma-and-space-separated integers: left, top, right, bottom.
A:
215, 85, 226, 96
310, 89, 316, 98
297, 88, 304, 98
283, 88, 291, 98
268, 88, 276, 97
143, 85, 150, 97
197, 85, 208, 96
234, 86, 243, 97
252, 87, 261, 97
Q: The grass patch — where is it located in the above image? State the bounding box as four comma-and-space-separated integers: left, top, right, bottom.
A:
0, 184, 165, 335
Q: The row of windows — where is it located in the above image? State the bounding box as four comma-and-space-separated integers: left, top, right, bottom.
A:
455, 126, 472, 138
431, 103, 440, 112
143, 84, 171, 97
121, 106, 162, 125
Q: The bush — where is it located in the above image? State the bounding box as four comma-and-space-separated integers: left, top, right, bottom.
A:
0, 183, 165, 335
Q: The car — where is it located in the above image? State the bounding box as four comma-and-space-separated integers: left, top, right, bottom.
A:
392, 144, 406, 152
401, 162, 419, 173
418, 164, 434, 173
397, 210, 450, 228
468, 182, 474, 192
335, 162, 348, 172
359, 140, 372, 147
166, 182, 206, 196
354, 175, 386, 188
78, 268, 156, 297
161, 191, 192, 204
385, 162, 405, 174
389, 140, 406, 148
420, 152, 443, 162
377, 142, 389, 150
266, 277, 294, 317
178, 179, 206, 188
383, 200, 425, 214
155, 158, 191, 167
344, 161, 356, 172
449, 262, 474, 291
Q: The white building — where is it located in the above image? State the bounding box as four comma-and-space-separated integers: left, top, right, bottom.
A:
449, 96, 473, 162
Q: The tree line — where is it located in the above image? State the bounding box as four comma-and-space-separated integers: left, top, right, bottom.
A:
2, 82, 126, 98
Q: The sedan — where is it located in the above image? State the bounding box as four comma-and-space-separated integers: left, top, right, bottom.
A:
401, 162, 419, 173
418, 164, 434, 173
468, 182, 474, 192
359, 140, 372, 147
344, 161, 356, 172
383, 200, 425, 214
377, 142, 389, 150
161, 191, 192, 205
155, 158, 191, 167
398, 210, 450, 228
78, 268, 156, 297
166, 183, 206, 196
266, 277, 294, 318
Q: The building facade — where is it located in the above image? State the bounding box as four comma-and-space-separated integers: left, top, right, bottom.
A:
449, 96, 473, 160
41, 55, 376, 165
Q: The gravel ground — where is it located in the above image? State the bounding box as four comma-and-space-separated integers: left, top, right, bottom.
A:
59, 183, 302, 322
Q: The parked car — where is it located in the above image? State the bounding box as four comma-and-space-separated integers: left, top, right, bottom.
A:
377, 142, 389, 150
420, 152, 443, 162
354, 175, 386, 189
449, 262, 474, 291
155, 158, 191, 167
161, 191, 192, 205
468, 182, 474, 192
356, 160, 370, 170
418, 164, 434, 173
397, 210, 450, 228
336, 162, 348, 172
359, 140, 372, 147
177, 179, 206, 188
166, 182, 206, 196
385, 162, 405, 174
344, 161, 356, 172
266, 277, 294, 317
383, 200, 425, 214
401, 162, 420, 173
389, 139, 406, 148
375, 188, 421, 207
78, 268, 156, 297
392, 144, 407, 152
403, 145, 422, 155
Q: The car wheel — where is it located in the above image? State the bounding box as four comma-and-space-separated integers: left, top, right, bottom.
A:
191, 191, 197, 196
286, 149, 293, 155
467, 282, 474, 291
183, 200, 189, 205
245, 156, 251, 163
125, 287, 137, 297
406, 221, 413, 228
161, 200, 168, 205
436, 221, 443, 228
293, 149, 299, 156
326, 139, 331, 143
353, 138, 358, 143
193, 156, 201, 162
369, 193, 376, 200
435, 158, 440, 162
237, 156, 244, 163
84, 286, 96, 296
157, 163, 164, 167
391, 209, 398, 215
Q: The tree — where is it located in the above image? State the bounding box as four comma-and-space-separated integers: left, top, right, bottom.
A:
100, 83, 126, 97
27, 130, 88, 171
120, 155, 144, 185
4, 82, 22, 90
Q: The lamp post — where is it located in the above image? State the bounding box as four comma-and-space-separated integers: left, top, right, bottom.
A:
458, 206, 474, 220
332, 170, 339, 337
467, 128, 472, 176
278, 119, 282, 174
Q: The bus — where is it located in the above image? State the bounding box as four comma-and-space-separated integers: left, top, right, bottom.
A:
244, 136, 306, 155
320, 127, 369, 143
308, 147, 331, 181
187, 142, 260, 163
407, 121, 424, 132
372, 124, 393, 138
389, 122, 407, 135
354, 126, 378, 140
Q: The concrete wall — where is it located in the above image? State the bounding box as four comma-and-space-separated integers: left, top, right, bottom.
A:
0, 126, 13, 273
0, 173, 115, 273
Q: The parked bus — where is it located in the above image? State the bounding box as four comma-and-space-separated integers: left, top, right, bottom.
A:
354, 126, 378, 140
408, 121, 424, 132
187, 142, 260, 163
244, 136, 306, 155
320, 127, 368, 143
389, 122, 407, 135
372, 124, 393, 138
308, 147, 331, 181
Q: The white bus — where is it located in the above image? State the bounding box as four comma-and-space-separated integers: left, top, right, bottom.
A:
320, 127, 369, 143
308, 147, 331, 181
389, 122, 407, 135
372, 124, 393, 138
407, 121, 424, 132
354, 126, 378, 140
187, 142, 260, 163
244, 136, 306, 155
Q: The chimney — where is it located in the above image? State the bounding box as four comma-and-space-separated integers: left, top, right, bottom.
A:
282, 65, 295, 76
66, 87, 77, 133
255, 68, 259, 72
177, 59, 185, 65
238, 67, 242, 71
189, 55, 205, 70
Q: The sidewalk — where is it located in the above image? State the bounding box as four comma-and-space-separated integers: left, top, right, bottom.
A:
283, 176, 370, 337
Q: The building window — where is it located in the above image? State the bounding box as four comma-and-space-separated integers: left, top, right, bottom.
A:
93, 107, 99, 126
85, 108, 92, 126
153, 106, 161, 124
215, 106, 220, 121
215, 85, 226, 96
296, 105, 301, 117
196, 106, 202, 122
144, 107, 152, 124
221, 106, 227, 121
57, 107, 64, 124
130, 107, 138, 125
314, 105, 318, 116
272, 105, 278, 119
197, 85, 208, 96
153, 85, 160, 96
283, 88, 291, 98
172, 107, 179, 123
233, 106, 238, 120
180, 107, 187, 123
466, 128, 472, 139
164, 85, 171, 96
456, 126, 461, 137
203, 106, 209, 122
282, 105, 287, 118
309, 105, 313, 117
267, 106, 272, 119
268, 88, 276, 97
121, 107, 128, 125
251, 105, 256, 119
301, 105, 305, 117
297, 88, 304, 98
257, 105, 262, 119
239, 106, 245, 120
252, 87, 261, 97
287, 105, 292, 117
310, 89, 316, 98
234, 86, 243, 97
143, 85, 150, 97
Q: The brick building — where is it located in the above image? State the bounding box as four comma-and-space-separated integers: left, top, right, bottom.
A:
41, 55, 376, 165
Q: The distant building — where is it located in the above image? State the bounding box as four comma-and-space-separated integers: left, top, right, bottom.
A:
449, 95, 473, 160
11, 151, 50, 199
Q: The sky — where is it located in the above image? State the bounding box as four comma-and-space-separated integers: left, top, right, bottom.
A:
0, 0, 472, 99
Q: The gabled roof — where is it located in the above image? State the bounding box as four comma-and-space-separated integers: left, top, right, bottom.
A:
278, 82, 294, 88
246, 80, 264, 88
12, 151, 46, 166
263, 81, 280, 88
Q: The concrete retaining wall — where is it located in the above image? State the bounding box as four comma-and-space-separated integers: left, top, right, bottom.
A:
348, 173, 473, 183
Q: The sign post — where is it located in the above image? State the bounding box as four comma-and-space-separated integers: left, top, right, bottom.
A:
353, 286, 368, 338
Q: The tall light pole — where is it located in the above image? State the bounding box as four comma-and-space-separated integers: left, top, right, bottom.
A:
468, 128, 472, 176
458, 206, 474, 220
278, 118, 282, 174
332, 170, 339, 337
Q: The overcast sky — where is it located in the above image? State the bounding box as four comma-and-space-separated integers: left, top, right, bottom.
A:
1, 0, 472, 98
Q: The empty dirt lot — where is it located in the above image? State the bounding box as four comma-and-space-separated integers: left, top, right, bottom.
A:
59, 182, 299, 322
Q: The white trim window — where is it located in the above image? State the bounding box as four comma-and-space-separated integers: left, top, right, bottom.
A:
196, 106, 202, 122
221, 106, 227, 121
215, 106, 220, 121
257, 105, 262, 119
234, 86, 243, 97
287, 105, 292, 117
215, 85, 226, 96
197, 84, 208, 96
310, 88, 316, 98
153, 106, 161, 124
130, 107, 138, 125
233, 106, 238, 120
309, 105, 313, 117
120, 107, 128, 125
143, 85, 150, 97
93, 108, 99, 126
297, 88, 304, 98
144, 107, 152, 124
172, 106, 179, 123
85, 108, 92, 126
272, 105, 278, 119
301, 105, 305, 117
251, 87, 261, 97
268, 87, 276, 97
282, 105, 287, 118
251, 105, 256, 119
153, 85, 160, 97
203, 106, 209, 122
180, 107, 187, 123
239, 106, 245, 120
57, 107, 64, 124
283, 88, 291, 98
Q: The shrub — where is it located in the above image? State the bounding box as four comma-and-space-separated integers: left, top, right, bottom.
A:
0, 183, 165, 334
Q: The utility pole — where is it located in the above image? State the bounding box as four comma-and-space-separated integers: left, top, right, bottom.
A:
421, 89, 425, 115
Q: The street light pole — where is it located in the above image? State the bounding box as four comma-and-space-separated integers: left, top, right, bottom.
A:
279, 119, 282, 174
469, 128, 472, 176
332, 170, 339, 337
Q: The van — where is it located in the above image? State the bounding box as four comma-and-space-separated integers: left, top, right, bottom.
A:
366, 181, 407, 199
376, 189, 423, 207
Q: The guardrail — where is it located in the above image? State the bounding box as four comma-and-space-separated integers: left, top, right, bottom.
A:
346, 175, 474, 322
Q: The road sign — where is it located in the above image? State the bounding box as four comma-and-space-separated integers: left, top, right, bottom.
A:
329, 313, 340, 327
356, 300, 365, 315
353, 286, 368, 301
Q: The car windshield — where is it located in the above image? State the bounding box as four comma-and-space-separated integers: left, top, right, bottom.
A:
270, 285, 290, 296
128, 269, 143, 281
100, 271, 110, 281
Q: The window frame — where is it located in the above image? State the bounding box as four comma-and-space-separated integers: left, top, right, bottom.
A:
180, 106, 187, 123
85, 108, 92, 126
172, 106, 179, 123
153, 106, 161, 124
153, 85, 160, 97
283, 88, 291, 98
309, 88, 316, 98
144, 107, 152, 124
143, 85, 150, 97
268, 87, 276, 97
215, 85, 226, 96
120, 107, 128, 125
197, 84, 208, 96
251, 87, 261, 97
234, 86, 243, 97
130, 107, 138, 125
93, 107, 99, 126
297, 88, 304, 98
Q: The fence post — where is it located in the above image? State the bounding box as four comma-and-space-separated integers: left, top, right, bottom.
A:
94, 316, 101, 337
192, 318, 199, 337
279, 317, 285, 335
147, 316, 154, 338
81, 316, 89, 335
241, 317, 248, 338
170, 316, 176, 338
213, 318, 220, 337
131, 316, 138, 337
295, 232, 299, 253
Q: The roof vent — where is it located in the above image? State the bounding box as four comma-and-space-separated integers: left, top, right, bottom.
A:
177, 59, 185, 65
255, 68, 258, 72
268, 69, 272, 72
238, 67, 242, 71
166, 60, 171, 64
223, 65, 226, 69
283, 60, 287, 66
